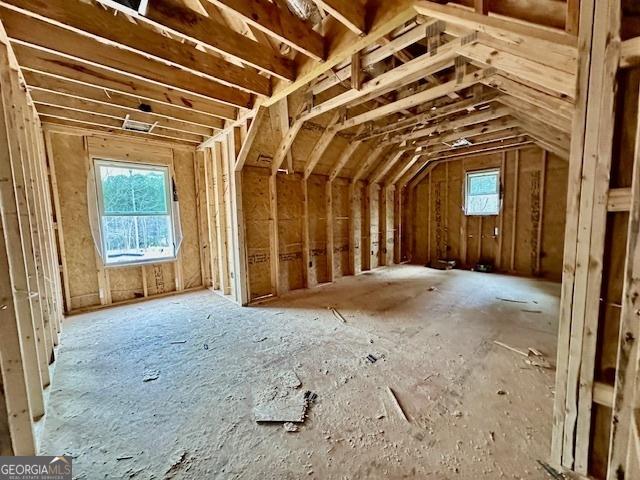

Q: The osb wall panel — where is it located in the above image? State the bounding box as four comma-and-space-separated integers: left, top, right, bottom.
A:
332, 179, 350, 278
361, 181, 371, 271
400, 188, 411, 263
411, 146, 568, 280
49, 133, 100, 310
243, 167, 272, 300
369, 184, 380, 269
49, 132, 202, 311
173, 148, 203, 289
383, 187, 395, 264
277, 174, 304, 293
308, 174, 329, 285
351, 181, 364, 273
413, 181, 429, 265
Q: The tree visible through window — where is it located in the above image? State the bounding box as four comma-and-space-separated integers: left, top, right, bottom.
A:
95, 160, 175, 265
465, 169, 500, 216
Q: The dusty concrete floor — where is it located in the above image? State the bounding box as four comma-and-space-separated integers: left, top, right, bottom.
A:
40, 265, 560, 479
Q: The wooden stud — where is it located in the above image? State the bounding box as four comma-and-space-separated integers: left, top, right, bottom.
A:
326, 180, 335, 282
510, 150, 519, 272
269, 174, 280, 296
536, 150, 547, 276
496, 151, 506, 269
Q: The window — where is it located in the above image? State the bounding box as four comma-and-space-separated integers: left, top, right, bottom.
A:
465, 169, 500, 216
105, 0, 148, 14
95, 159, 175, 266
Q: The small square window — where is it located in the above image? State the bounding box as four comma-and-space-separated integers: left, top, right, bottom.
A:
94, 159, 175, 266
465, 169, 500, 216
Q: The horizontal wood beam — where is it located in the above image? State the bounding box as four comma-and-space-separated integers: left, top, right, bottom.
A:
355, 94, 496, 141
303, 34, 475, 122
40, 117, 198, 146
413, 0, 577, 48
29, 89, 215, 137
208, 0, 324, 60
621, 36, 640, 68
22, 72, 224, 128
267, 0, 416, 105
403, 120, 521, 152
496, 94, 572, 132
458, 41, 576, 99
14, 44, 238, 120
314, 0, 366, 35
607, 187, 632, 212
387, 101, 509, 144
337, 69, 493, 130
310, 20, 443, 96
0, 0, 271, 96
145, 0, 294, 81
2, 9, 253, 108
36, 104, 203, 145
482, 74, 574, 121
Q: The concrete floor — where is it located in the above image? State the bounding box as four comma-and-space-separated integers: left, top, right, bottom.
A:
40, 265, 560, 479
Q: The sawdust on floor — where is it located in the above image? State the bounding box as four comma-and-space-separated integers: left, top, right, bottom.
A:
39, 265, 560, 479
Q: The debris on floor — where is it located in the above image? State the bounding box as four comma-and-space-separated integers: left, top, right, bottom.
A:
304, 391, 318, 404
493, 340, 528, 357
253, 371, 310, 423
386, 386, 409, 422
366, 354, 378, 363
537, 460, 564, 479
496, 297, 529, 304
164, 450, 191, 479
143, 368, 160, 382
474, 263, 494, 273
329, 307, 346, 323
169, 340, 187, 345
283, 422, 298, 432
494, 341, 554, 369
253, 386, 308, 423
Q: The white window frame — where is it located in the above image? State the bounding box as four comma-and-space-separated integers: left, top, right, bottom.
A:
94, 158, 176, 267
464, 168, 501, 216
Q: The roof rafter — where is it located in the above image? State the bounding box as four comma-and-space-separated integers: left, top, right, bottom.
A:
23, 71, 225, 129
1, 0, 271, 96
313, 0, 366, 35
2, 8, 253, 109
14, 44, 238, 120
207, 0, 325, 60
144, 0, 295, 80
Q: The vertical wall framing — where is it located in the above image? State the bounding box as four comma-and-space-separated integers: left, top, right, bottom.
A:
552, 1, 640, 478
199, 128, 249, 305
0, 23, 63, 455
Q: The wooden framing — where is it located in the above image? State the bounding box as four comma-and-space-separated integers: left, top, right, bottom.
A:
13, 4, 640, 476
0, 19, 62, 454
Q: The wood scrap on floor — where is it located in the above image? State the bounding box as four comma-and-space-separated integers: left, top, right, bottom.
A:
493, 341, 554, 370
329, 307, 346, 323
386, 387, 409, 422
496, 297, 529, 304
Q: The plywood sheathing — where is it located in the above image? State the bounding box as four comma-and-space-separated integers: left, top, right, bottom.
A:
407, 146, 567, 280
46, 131, 203, 312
